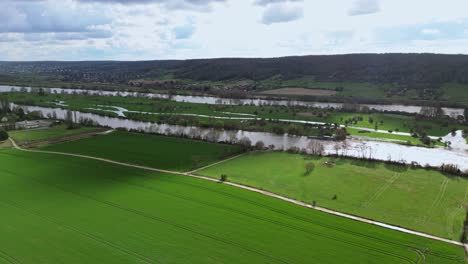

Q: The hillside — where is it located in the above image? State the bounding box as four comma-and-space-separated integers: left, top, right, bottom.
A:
1, 53, 468, 105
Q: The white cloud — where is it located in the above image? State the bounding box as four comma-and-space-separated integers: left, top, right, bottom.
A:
348, 0, 380, 16
260, 3, 303, 25
2, 0, 468, 60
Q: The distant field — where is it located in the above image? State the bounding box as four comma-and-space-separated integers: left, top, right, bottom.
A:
199, 152, 468, 240
260, 87, 337, 96
41, 131, 244, 171
346, 128, 444, 147
9, 125, 101, 144
323, 113, 467, 136
442, 83, 468, 105
0, 149, 465, 263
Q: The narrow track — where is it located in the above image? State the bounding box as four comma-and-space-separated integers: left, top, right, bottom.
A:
8, 137, 466, 248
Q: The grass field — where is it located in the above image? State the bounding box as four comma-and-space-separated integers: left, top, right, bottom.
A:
0, 149, 465, 263
41, 131, 244, 171
9, 125, 101, 144
199, 152, 468, 240
346, 128, 444, 147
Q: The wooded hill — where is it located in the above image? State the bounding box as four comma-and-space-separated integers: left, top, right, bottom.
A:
2, 53, 468, 85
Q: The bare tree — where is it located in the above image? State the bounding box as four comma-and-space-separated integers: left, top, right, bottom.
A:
307, 140, 324, 156
333, 143, 341, 156
341, 141, 349, 156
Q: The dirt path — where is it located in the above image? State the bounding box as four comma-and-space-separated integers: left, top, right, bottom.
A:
187, 152, 247, 174
8, 137, 465, 248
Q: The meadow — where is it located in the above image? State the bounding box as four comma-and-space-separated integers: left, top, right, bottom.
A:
41, 131, 244, 171
0, 149, 465, 263
199, 152, 468, 240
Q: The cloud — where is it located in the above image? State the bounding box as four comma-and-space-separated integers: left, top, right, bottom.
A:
173, 24, 196, 39
260, 3, 303, 24
254, 0, 302, 6
0, 1, 111, 34
76, 0, 225, 11
348, 0, 380, 16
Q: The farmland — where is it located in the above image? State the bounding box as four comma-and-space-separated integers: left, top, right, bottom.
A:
9, 124, 102, 145
0, 149, 465, 263
41, 131, 244, 171
199, 152, 468, 240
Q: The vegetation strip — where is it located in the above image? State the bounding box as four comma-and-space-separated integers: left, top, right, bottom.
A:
8, 137, 465, 248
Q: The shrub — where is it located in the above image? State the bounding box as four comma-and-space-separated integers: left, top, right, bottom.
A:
0, 130, 8, 141
220, 174, 228, 182
304, 162, 315, 176
440, 164, 460, 175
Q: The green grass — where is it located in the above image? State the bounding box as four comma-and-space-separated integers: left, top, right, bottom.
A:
323, 113, 465, 136
442, 83, 468, 105
0, 149, 465, 263
199, 152, 468, 240
346, 128, 444, 147
9, 125, 100, 144
41, 131, 244, 171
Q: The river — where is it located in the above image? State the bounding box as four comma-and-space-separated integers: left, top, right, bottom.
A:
12, 103, 468, 171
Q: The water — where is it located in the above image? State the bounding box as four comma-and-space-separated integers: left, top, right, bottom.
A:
1, 85, 464, 118
12, 103, 468, 171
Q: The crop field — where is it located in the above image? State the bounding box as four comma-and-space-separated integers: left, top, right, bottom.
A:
199, 152, 468, 240
9, 125, 101, 144
0, 149, 465, 263
41, 131, 244, 171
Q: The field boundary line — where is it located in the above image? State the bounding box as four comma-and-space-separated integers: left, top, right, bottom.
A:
8, 137, 466, 248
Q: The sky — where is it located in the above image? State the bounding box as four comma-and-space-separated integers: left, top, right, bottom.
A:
1, 0, 468, 61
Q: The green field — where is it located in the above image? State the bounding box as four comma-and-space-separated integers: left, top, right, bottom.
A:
9, 125, 101, 144
346, 128, 444, 147
199, 152, 468, 240
0, 149, 465, 263
41, 131, 244, 171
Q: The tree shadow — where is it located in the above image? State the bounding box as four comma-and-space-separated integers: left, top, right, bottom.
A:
350, 159, 378, 169
384, 163, 408, 173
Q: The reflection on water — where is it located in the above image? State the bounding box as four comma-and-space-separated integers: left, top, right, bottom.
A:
12, 103, 468, 171
1, 85, 464, 118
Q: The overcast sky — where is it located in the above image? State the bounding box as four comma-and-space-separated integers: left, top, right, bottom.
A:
1, 0, 468, 61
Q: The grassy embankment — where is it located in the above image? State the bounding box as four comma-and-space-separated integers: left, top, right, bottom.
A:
199, 152, 468, 241
0, 149, 465, 263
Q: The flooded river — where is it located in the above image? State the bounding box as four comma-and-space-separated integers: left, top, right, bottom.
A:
12, 103, 468, 171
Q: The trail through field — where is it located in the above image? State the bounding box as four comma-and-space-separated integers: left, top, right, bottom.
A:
362, 173, 400, 208
8, 137, 465, 249
422, 178, 450, 225
446, 187, 468, 239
